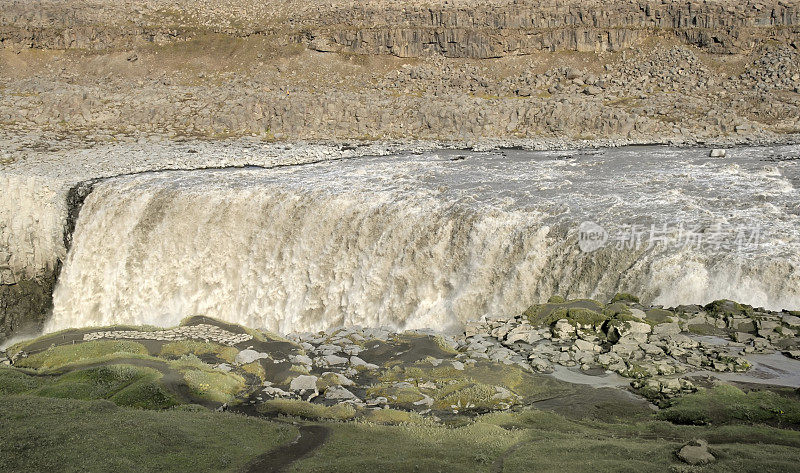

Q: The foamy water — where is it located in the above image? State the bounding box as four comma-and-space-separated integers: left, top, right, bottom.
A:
46, 145, 800, 333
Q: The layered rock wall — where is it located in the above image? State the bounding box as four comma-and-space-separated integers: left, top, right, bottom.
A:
1, 1, 799, 56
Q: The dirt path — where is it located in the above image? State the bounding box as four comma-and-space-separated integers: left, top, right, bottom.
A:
243, 424, 330, 473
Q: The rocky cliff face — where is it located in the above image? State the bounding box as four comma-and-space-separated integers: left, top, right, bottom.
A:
304, 2, 800, 57
1, 1, 799, 56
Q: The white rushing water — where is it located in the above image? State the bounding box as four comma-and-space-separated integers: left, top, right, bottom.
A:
46, 145, 800, 333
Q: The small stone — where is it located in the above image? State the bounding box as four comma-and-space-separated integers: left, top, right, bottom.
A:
584, 85, 602, 95
709, 149, 727, 157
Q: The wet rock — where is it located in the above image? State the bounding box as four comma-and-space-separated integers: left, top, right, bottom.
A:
783, 350, 800, 360
709, 149, 727, 158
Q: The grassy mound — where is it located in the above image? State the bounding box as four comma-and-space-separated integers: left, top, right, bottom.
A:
368, 360, 571, 412
657, 384, 800, 427
0, 365, 177, 409
14, 340, 150, 371
258, 399, 357, 421
0, 395, 295, 473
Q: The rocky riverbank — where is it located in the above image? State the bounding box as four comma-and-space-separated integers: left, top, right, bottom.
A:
4, 295, 800, 416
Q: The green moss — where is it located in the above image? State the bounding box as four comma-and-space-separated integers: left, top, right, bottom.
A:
644, 308, 673, 324
182, 369, 245, 404
611, 293, 640, 304
373, 360, 570, 412
658, 384, 800, 426
168, 353, 208, 370
0, 367, 48, 394
621, 364, 652, 379
316, 372, 348, 392
362, 408, 427, 425
15, 341, 149, 371
704, 300, 753, 318
1, 365, 177, 409
432, 335, 458, 354
547, 295, 566, 303
290, 418, 519, 472
159, 341, 238, 364
436, 382, 513, 410
0, 395, 295, 472
258, 399, 357, 421
240, 361, 266, 381
367, 383, 426, 406
526, 299, 607, 328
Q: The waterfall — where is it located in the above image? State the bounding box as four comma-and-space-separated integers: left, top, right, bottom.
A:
45, 148, 800, 333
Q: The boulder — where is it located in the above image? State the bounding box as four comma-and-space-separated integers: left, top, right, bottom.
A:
574, 338, 599, 352
235, 349, 270, 364
783, 314, 800, 328
320, 354, 349, 366
652, 322, 681, 336
622, 321, 652, 335
325, 386, 358, 401
290, 375, 319, 392
350, 356, 379, 370
552, 319, 576, 339
677, 439, 715, 465
290, 354, 313, 366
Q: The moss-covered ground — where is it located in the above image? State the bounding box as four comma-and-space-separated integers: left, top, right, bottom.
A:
0, 395, 295, 473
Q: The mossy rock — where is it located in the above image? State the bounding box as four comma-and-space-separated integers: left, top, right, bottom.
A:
611, 293, 640, 304
645, 308, 674, 325
240, 361, 266, 381
258, 399, 356, 420
316, 372, 351, 392
547, 295, 566, 304
367, 383, 426, 407
182, 368, 245, 403
704, 300, 753, 318
362, 408, 427, 425
527, 299, 606, 328
603, 302, 639, 321
621, 364, 653, 379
